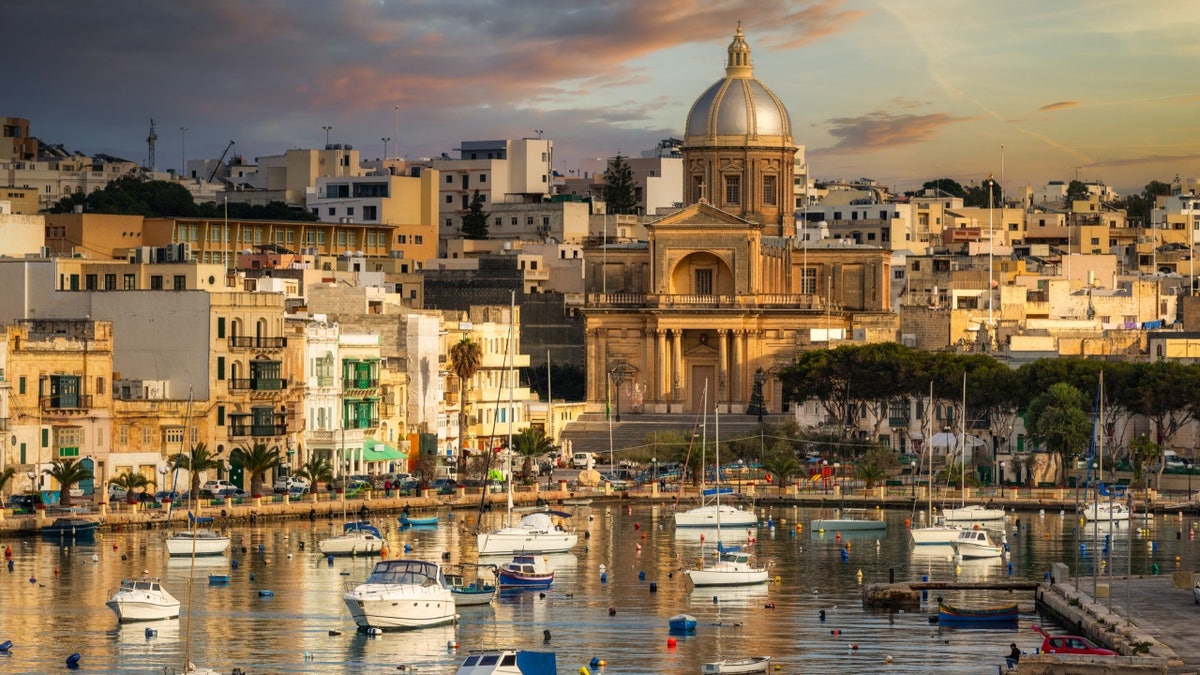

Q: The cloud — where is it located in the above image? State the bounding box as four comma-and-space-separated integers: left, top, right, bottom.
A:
815, 111, 976, 154
1038, 101, 1080, 112
1084, 153, 1200, 169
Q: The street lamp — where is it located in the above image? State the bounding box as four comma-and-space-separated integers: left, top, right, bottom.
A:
382, 137, 391, 160
737, 458, 745, 493
179, 126, 187, 177
753, 368, 766, 423
911, 461, 917, 497
822, 460, 829, 494
322, 125, 332, 147
610, 366, 625, 423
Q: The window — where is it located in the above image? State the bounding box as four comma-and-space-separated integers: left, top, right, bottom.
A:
48, 375, 81, 408
174, 275, 186, 290
494, 217, 502, 227
217, 406, 225, 426
150, 275, 163, 290
479, 174, 487, 183
724, 175, 740, 205
445, 218, 453, 228
217, 356, 225, 380
800, 268, 817, 294
445, 174, 453, 184
415, 235, 423, 244
511, 218, 518, 226
118, 425, 128, 446
695, 268, 713, 295
56, 427, 82, 458
163, 428, 184, 445
85, 274, 98, 290
142, 426, 152, 444
217, 317, 225, 338
526, 216, 534, 226
445, 195, 452, 204
363, 205, 377, 220
18, 376, 25, 394
104, 274, 116, 290
542, 216, 550, 226
762, 175, 777, 206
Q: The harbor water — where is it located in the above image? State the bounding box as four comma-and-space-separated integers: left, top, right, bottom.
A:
1, 501, 1196, 674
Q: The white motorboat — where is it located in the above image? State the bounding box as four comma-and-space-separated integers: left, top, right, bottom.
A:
700, 656, 772, 674
106, 577, 180, 622
942, 504, 1006, 523
950, 528, 1005, 559
165, 530, 230, 557
1081, 501, 1130, 522
319, 521, 386, 556
683, 397, 768, 588
476, 512, 577, 556
456, 649, 557, 675
675, 494, 758, 528
343, 558, 457, 630
445, 564, 497, 606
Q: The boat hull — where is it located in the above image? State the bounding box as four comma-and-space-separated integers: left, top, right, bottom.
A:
165, 532, 230, 557
675, 504, 757, 528
701, 656, 771, 674
476, 530, 577, 556
942, 505, 1006, 522
344, 585, 457, 630
909, 526, 962, 545
810, 519, 887, 531
106, 598, 181, 622
450, 586, 496, 606
1081, 503, 1130, 521
400, 515, 439, 526
318, 532, 385, 556
937, 601, 1018, 625
668, 613, 697, 633
498, 571, 553, 589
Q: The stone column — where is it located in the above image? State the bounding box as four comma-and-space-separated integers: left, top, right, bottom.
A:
732, 329, 745, 405
595, 328, 608, 404
718, 329, 730, 410
656, 329, 669, 407
671, 329, 683, 410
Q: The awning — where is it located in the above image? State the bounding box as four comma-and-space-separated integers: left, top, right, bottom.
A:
362, 437, 407, 462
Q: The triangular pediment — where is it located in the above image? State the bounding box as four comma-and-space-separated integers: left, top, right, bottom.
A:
649, 201, 759, 229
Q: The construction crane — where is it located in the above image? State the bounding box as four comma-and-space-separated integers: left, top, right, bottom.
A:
208, 141, 235, 183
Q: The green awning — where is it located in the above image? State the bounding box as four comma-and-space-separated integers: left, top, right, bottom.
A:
362, 437, 407, 462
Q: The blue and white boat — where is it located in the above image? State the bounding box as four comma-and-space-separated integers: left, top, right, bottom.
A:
319, 521, 386, 556
668, 613, 697, 633
456, 650, 557, 675
497, 553, 553, 590
399, 512, 439, 527
41, 517, 98, 539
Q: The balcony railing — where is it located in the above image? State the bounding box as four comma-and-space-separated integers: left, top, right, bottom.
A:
585, 292, 826, 310
41, 395, 94, 410
343, 417, 381, 430
228, 423, 288, 437
344, 378, 380, 390
227, 336, 288, 349
228, 378, 288, 391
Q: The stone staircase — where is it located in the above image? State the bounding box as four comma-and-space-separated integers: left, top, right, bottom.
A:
558, 412, 790, 457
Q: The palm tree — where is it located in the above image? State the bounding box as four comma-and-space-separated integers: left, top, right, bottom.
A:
0, 467, 15, 498
168, 442, 224, 501
43, 458, 94, 508
295, 456, 334, 492
109, 471, 155, 501
512, 427, 554, 481
231, 442, 281, 497
449, 336, 482, 476
762, 449, 802, 493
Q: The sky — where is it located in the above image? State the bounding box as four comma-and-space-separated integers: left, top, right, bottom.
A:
5, 0, 1200, 195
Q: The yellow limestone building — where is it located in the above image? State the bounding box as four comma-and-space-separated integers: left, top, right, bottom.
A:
583, 26, 896, 415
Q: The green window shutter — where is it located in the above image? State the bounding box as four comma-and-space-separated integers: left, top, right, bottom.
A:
19, 443, 26, 464
18, 376, 25, 394
41, 428, 49, 448
217, 317, 226, 338
217, 356, 225, 380
217, 406, 225, 426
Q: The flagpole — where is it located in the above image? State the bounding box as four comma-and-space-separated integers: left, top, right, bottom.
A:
607, 371, 613, 475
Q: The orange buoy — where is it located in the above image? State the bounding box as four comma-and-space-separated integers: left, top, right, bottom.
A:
667, 637, 677, 648
380, 547, 389, 558
904, 518, 911, 528
835, 532, 841, 541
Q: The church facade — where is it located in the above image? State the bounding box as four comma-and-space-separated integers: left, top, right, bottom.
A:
582, 26, 898, 416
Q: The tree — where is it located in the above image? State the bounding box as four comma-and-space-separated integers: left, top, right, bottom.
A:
47, 176, 318, 221
294, 456, 334, 491
0, 467, 15, 497
461, 189, 490, 239
43, 458, 93, 508
601, 155, 638, 215
963, 179, 1003, 208
1025, 383, 1092, 486
762, 444, 802, 491
109, 471, 155, 500
1128, 434, 1162, 489
168, 443, 225, 501
512, 427, 554, 480
1066, 179, 1090, 203
449, 337, 483, 476
526, 362, 586, 402
854, 446, 896, 489
230, 442, 282, 497
920, 178, 965, 198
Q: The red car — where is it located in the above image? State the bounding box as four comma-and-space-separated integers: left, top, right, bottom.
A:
1032, 625, 1117, 656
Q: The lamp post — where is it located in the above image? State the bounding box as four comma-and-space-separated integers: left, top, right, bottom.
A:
159, 467, 168, 496
610, 366, 625, 423
382, 137, 391, 160
833, 463, 841, 495
179, 126, 187, 177
822, 460, 829, 494
737, 458, 745, 493
911, 461, 917, 497
322, 125, 332, 147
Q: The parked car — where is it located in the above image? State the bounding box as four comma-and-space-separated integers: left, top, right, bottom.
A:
273, 476, 310, 494
154, 490, 183, 503
201, 480, 235, 493
372, 473, 413, 490
126, 491, 159, 505
107, 484, 128, 502
286, 484, 310, 497
7, 493, 44, 511
215, 487, 248, 500
1032, 625, 1116, 656
428, 478, 457, 495
343, 480, 372, 497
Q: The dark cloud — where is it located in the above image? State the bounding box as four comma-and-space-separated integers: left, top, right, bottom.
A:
1038, 101, 1079, 112
1084, 153, 1200, 169
815, 111, 975, 155
1, 0, 860, 169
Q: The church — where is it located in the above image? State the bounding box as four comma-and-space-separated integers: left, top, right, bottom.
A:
582, 26, 897, 416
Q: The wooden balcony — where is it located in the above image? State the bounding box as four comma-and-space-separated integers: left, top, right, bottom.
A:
585, 292, 826, 310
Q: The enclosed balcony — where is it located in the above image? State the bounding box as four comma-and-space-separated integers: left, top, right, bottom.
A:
228, 409, 287, 438
228, 335, 288, 350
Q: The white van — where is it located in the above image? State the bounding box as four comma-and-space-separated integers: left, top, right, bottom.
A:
572, 452, 595, 470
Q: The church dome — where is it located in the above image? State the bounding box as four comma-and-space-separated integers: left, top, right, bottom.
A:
684, 26, 792, 141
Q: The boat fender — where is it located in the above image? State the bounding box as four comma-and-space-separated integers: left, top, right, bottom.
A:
580, 668, 591, 675
327, 555, 335, 567
638, 570, 645, 581
590, 657, 606, 668
367, 627, 382, 636
886, 656, 894, 663
403, 544, 412, 553
231, 560, 240, 570
831, 629, 841, 636
249, 573, 255, 581
258, 589, 274, 597
649, 582, 657, 593
380, 547, 389, 558
221, 510, 227, 518
544, 630, 552, 642
328, 630, 341, 636
634, 522, 640, 530
144, 628, 157, 639
258, 544, 265, 554
712, 596, 719, 604
851, 643, 859, 650
600, 573, 607, 584
5, 560, 11, 571
28, 576, 36, 584
53, 567, 59, 577
818, 610, 826, 621
635, 544, 642, 553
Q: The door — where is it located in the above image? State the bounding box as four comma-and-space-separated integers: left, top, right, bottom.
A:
690, 365, 716, 413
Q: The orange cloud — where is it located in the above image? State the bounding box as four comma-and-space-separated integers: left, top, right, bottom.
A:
816, 111, 976, 154
1038, 101, 1079, 112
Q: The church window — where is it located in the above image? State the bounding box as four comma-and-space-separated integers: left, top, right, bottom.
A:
692, 176, 705, 202
724, 175, 740, 205
800, 268, 817, 294
695, 268, 713, 295
763, 176, 777, 206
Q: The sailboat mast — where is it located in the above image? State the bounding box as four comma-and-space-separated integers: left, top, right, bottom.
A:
506, 290, 516, 528
960, 372, 967, 501
715, 397, 721, 543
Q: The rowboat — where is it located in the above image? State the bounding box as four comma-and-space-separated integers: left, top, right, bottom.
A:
937, 600, 1018, 625
668, 613, 697, 633
700, 656, 771, 674
399, 513, 439, 527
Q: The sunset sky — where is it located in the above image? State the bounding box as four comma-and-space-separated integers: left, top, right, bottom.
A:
6, 0, 1199, 195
